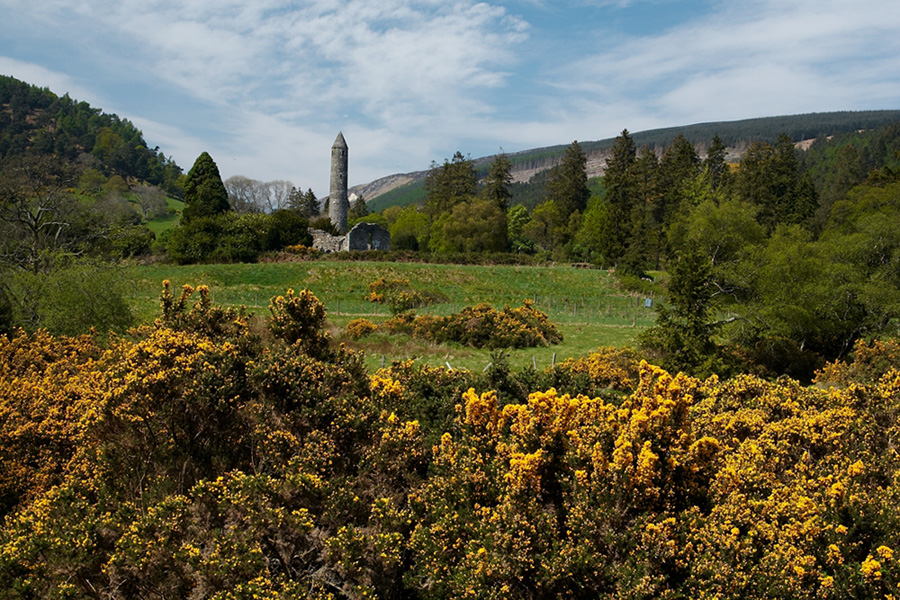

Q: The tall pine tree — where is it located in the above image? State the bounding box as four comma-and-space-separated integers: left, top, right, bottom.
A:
424, 152, 477, 218
601, 130, 637, 267
545, 141, 590, 217
481, 153, 513, 211
704, 134, 731, 192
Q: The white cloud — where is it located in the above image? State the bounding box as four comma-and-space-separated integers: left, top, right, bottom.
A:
2, 0, 898, 192
0, 57, 106, 107
550, 0, 900, 130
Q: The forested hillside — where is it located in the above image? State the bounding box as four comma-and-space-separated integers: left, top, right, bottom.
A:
0, 75, 184, 334
365, 110, 900, 210
0, 75, 182, 194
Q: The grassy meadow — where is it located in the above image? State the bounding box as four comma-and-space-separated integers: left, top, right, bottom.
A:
124, 260, 658, 372
143, 196, 185, 235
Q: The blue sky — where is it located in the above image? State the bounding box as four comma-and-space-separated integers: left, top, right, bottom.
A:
2, 0, 899, 196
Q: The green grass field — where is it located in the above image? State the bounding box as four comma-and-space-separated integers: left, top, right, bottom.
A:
124, 260, 658, 372
144, 197, 184, 235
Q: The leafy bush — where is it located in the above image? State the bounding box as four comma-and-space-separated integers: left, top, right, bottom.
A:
0, 283, 12, 336
384, 300, 562, 349
365, 277, 442, 314
345, 318, 377, 340
3, 257, 133, 335
168, 212, 311, 264
107, 224, 156, 258
3, 285, 900, 599
266, 209, 311, 249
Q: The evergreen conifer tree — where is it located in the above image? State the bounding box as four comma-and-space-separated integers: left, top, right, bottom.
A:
481, 153, 513, 211
348, 195, 369, 221
545, 141, 589, 217
602, 130, 638, 266
181, 152, 230, 222
640, 247, 719, 376
424, 152, 477, 218
704, 134, 731, 191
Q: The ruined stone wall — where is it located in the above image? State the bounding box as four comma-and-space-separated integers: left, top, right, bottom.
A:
346, 223, 391, 251
310, 229, 347, 253
310, 223, 391, 253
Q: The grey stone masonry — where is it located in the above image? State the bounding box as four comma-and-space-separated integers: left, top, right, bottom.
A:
309, 223, 391, 253
347, 222, 391, 251
309, 228, 345, 253
329, 132, 349, 233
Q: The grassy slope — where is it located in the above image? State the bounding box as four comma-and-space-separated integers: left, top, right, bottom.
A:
125, 261, 658, 372
144, 197, 184, 235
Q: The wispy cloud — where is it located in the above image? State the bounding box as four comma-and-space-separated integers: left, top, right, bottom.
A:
0, 57, 103, 106
1, 0, 898, 193
558, 0, 900, 127
1, 0, 529, 189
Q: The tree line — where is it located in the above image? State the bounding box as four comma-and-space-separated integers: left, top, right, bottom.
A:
160, 124, 900, 382
378, 122, 900, 380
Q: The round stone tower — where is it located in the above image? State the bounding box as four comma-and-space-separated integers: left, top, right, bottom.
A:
329, 131, 349, 233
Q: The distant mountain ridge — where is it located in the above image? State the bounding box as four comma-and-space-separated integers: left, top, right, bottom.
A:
363, 110, 900, 211
4, 72, 897, 211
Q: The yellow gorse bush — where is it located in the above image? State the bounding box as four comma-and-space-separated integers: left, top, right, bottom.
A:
0, 285, 898, 598
383, 299, 562, 349
346, 318, 377, 340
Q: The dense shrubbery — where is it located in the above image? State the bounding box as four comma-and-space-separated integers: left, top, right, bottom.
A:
345, 318, 378, 340
365, 277, 441, 314
2, 257, 134, 336
1, 288, 899, 598
383, 300, 563, 349
167, 211, 312, 264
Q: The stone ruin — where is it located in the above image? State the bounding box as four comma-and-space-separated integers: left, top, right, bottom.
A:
310, 132, 391, 253
310, 221, 392, 253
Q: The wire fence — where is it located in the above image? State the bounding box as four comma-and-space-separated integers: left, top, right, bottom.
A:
200, 289, 659, 329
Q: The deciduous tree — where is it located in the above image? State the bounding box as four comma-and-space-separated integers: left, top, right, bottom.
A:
429, 197, 508, 253
0, 155, 81, 272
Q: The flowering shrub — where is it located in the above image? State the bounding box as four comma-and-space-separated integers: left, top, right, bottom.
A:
1, 284, 899, 598
815, 337, 900, 386
268, 288, 331, 358
156, 279, 250, 340
0, 330, 105, 515
383, 300, 562, 349
366, 277, 442, 314
284, 243, 322, 258
555, 345, 643, 391
346, 318, 377, 340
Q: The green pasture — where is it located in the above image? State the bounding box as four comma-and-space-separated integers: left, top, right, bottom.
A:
124, 261, 658, 372
144, 197, 184, 235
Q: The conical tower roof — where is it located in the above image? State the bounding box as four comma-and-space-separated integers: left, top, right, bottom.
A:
333, 131, 347, 149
